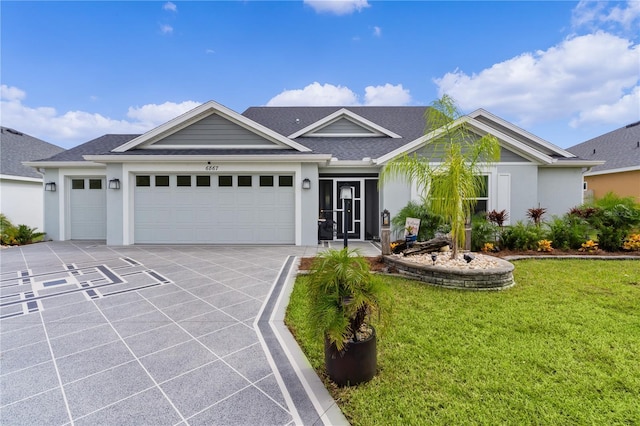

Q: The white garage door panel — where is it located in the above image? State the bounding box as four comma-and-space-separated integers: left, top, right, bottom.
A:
134, 174, 295, 244
70, 178, 107, 240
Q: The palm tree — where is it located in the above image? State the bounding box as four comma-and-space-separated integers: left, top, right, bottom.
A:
380, 95, 500, 258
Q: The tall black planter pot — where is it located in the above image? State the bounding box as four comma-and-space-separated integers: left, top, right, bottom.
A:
324, 327, 377, 387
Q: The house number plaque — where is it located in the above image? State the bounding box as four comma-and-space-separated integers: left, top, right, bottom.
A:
205, 165, 219, 171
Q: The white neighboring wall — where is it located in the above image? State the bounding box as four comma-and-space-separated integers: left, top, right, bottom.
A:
0, 176, 44, 230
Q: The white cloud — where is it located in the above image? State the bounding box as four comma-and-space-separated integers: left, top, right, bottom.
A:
1, 84, 25, 101
570, 86, 640, 127
364, 84, 411, 106
373, 26, 382, 37
434, 32, 639, 127
0, 85, 201, 148
160, 24, 173, 34
267, 82, 359, 106
572, 0, 640, 31
266, 82, 411, 106
126, 101, 201, 126
304, 0, 370, 15
163, 2, 177, 12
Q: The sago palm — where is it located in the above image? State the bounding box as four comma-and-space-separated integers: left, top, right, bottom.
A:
306, 248, 386, 352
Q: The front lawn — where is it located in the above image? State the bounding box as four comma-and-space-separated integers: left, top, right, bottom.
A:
285, 259, 640, 425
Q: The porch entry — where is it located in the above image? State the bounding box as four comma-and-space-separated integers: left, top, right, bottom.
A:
318, 177, 380, 241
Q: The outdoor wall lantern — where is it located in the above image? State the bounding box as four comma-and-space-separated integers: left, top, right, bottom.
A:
381, 209, 391, 227
340, 186, 353, 248
302, 178, 311, 190
108, 178, 121, 190
44, 182, 56, 192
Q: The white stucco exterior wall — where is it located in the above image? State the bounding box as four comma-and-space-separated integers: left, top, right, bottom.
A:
496, 164, 538, 223
379, 176, 411, 238
0, 177, 45, 230
538, 168, 584, 217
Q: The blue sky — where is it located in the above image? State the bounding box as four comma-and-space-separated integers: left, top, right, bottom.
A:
1, 1, 639, 149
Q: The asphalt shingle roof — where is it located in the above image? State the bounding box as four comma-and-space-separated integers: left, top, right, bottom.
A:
41, 134, 140, 162
567, 121, 640, 173
0, 127, 65, 178
243, 106, 430, 160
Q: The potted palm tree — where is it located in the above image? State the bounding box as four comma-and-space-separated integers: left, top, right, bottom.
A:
306, 248, 387, 386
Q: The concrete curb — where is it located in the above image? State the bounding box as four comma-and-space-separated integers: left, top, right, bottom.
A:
257, 256, 349, 426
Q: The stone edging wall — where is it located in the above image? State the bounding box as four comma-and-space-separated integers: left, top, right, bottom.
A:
383, 255, 515, 291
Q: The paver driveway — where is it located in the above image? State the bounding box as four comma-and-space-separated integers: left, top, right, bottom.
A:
0, 241, 376, 425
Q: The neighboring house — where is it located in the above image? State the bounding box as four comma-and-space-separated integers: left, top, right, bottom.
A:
567, 121, 640, 203
25, 101, 601, 246
1, 127, 65, 230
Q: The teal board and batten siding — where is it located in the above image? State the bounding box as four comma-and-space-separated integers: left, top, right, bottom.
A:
414, 142, 529, 163
312, 118, 378, 135
153, 114, 276, 146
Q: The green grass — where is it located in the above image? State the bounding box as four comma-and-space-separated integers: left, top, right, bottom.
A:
285, 260, 640, 425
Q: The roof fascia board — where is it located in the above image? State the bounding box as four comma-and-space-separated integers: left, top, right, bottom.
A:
23, 161, 106, 168
288, 108, 402, 139
467, 119, 553, 164
0, 174, 43, 183
83, 154, 332, 163
469, 109, 576, 158
327, 160, 377, 167
585, 165, 640, 176
113, 101, 311, 153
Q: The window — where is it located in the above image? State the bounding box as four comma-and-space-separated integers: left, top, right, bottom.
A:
473, 175, 489, 215
89, 179, 102, 189
259, 176, 274, 187
279, 176, 293, 187
219, 176, 233, 187
238, 176, 252, 187
196, 175, 211, 187
72, 179, 85, 189
136, 176, 151, 187
177, 175, 191, 187
156, 176, 169, 187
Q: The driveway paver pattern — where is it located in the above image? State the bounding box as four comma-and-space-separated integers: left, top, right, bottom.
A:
3, 242, 360, 425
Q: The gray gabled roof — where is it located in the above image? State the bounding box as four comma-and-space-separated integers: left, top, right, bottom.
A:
29, 104, 608, 166
40, 134, 140, 162
0, 127, 65, 178
567, 121, 640, 173
243, 106, 430, 160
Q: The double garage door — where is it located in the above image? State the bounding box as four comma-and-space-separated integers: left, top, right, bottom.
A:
134, 174, 295, 244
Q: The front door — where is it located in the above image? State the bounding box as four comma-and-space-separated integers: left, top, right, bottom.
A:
319, 179, 363, 240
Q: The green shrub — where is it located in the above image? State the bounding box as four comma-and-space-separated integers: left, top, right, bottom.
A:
582, 193, 640, 251
471, 214, 499, 251
391, 200, 446, 241
499, 221, 546, 250
0, 214, 45, 245
15, 224, 45, 245
545, 215, 590, 250
1, 213, 18, 245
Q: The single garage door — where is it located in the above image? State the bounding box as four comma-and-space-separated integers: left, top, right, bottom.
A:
134, 174, 295, 244
69, 177, 107, 239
